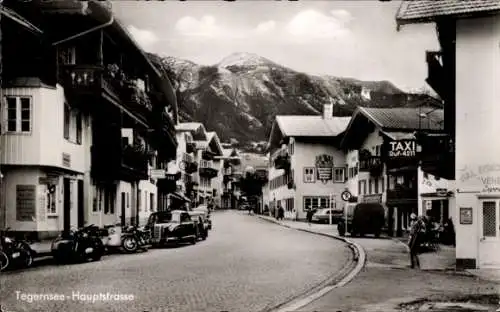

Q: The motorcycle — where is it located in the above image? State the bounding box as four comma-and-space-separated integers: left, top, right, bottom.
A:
0, 228, 34, 271
51, 225, 105, 264
105, 224, 150, 253
121, 225, 150, 253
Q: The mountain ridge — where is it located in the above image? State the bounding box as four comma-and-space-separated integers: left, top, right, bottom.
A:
148, 52, 441, 147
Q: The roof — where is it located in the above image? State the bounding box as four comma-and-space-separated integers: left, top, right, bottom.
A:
0, 5, 43, 35
359, 107, 444, 131
176, 122, 204, 132
194, 141, 209, 149
240, 153, 269, 169
396, 0, 500, 26
275, 116, 352, 137
340, 107, 444, 149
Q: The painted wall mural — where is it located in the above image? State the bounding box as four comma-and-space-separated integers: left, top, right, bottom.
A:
315, 154, 333, 183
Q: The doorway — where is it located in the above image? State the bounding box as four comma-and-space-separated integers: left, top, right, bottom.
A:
77, 180, 84, 228
63, 178, 71, 233
121, 192, 126, 226
479, 200, 500, 268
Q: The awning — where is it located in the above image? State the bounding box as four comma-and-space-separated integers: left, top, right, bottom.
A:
169, 192, 191, 203
381, 131, 415, 141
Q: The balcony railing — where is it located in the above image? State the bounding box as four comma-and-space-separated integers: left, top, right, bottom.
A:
359, 156, 383, 176
121, 144, 149, 179
199, 161, 218, 178
59, 64, 153, 122
386, 185, 417, 204
425, 51, 445, 98
202, 150, 215, 160
274, 153, 290, 171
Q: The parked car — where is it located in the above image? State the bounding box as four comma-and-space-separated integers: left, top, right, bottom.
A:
146, 210, 197, 246
311, 208, 343, 224
338, 203, 385, 237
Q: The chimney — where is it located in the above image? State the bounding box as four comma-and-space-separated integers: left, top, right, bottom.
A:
323, 98, 334, 119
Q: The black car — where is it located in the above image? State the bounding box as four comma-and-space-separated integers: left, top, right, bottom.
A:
146, 210, 198, 246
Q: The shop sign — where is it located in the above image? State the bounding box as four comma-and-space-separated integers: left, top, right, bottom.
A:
362, 194, 382, 204
315, 154, 334, 183
150, 169, 166, 179
388, 140, 417, 158
459, 207, 473, 225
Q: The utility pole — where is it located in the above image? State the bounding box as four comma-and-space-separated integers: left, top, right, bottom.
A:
0, 0, 5, 229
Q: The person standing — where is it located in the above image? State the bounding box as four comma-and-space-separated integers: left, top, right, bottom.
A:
306, 206, 314, 226
408, 216, 426, 269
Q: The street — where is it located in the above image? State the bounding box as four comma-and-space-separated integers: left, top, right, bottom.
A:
0, 211, 352, 312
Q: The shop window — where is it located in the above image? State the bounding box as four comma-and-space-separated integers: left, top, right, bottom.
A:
150, 193, 155, 212
46, 185, 57, 215
358, 180, 366, 195
303, 196, 331, 211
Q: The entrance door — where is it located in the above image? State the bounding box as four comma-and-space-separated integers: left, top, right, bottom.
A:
77, 180, 84, 228
63, 178, 71, 233
121, 192, 126, 226
479, 200, 500, 268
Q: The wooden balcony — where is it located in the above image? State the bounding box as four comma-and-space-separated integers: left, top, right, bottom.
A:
91, 142, 149, 182
186, 142, 196, 154
59, 64, 153, 122
274, 153, 290, 171
425, 51, 445, 99
419, 133, 455, 180
359, 156, 383, 176
386, 185, 417, 205
199, 163, 218, 178
202, 150, 215, 160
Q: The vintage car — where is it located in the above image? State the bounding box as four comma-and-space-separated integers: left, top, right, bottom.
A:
145, 210, 197, 246
188, 210, 209, 240
311, 208, 343, 224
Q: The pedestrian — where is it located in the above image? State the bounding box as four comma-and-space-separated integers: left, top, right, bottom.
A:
306, 206, 314, 226
409, 213, 417, 234
278, 205, 284, 220
408, 215, 426, 269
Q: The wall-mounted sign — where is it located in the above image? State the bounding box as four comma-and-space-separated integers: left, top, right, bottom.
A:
150, 169, 166, 179
315, 154, 333, 183
62, 153, 71, 167
460, 207, 473, 225
16, 185, 36, 221
388, 140, 417, 158
363, 194, 382, 204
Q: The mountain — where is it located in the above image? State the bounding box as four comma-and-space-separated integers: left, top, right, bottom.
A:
148, 52, 441, 146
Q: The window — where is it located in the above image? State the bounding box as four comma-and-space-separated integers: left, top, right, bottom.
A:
368, 179, 373, 194
5, 97, 32, 133
333, 168, 345, 183
59, 46, 76, 65
76, 112, 82, 144
304, 167, 315, 183
374, 178, 379, 194
150, 193, 154, 212
64, 104, 70, 139
289, 141, 294, 155
359, 180, 367, 195
380, 177, 385, 193
482, 201, 497, 237
303, 196, 331, 211
46, 185, 57, 215
286, 198, 294, 212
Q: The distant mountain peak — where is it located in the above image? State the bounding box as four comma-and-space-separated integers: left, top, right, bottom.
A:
217, 52, 278, 68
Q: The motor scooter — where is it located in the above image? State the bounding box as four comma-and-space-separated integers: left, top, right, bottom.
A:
0, 228, 34, 271
105, 224, 149, 253
51, 225, 104, 264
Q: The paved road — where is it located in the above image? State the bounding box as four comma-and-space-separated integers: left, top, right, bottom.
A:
0, 210, 352, 312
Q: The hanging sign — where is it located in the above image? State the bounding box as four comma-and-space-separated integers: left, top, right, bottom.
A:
388, 140, 417, 158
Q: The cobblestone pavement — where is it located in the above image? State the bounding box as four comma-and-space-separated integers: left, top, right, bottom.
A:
0, 210, 352, 312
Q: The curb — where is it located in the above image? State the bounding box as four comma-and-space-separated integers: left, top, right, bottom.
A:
257, 216, 367, 312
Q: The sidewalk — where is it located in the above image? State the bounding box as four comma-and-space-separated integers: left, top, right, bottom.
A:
257, 215, 500, 312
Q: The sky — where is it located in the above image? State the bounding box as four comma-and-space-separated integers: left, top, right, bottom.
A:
111, 1, 440, 92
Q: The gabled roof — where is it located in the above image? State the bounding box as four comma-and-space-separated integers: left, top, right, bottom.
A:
275, 116, 351, 137
396, 0, 500, 27
206, 131, 223, 156
176, 122, 207, 140
240, 153, 269, 169
340, 106, 444, 149
360, 107, 443, 131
